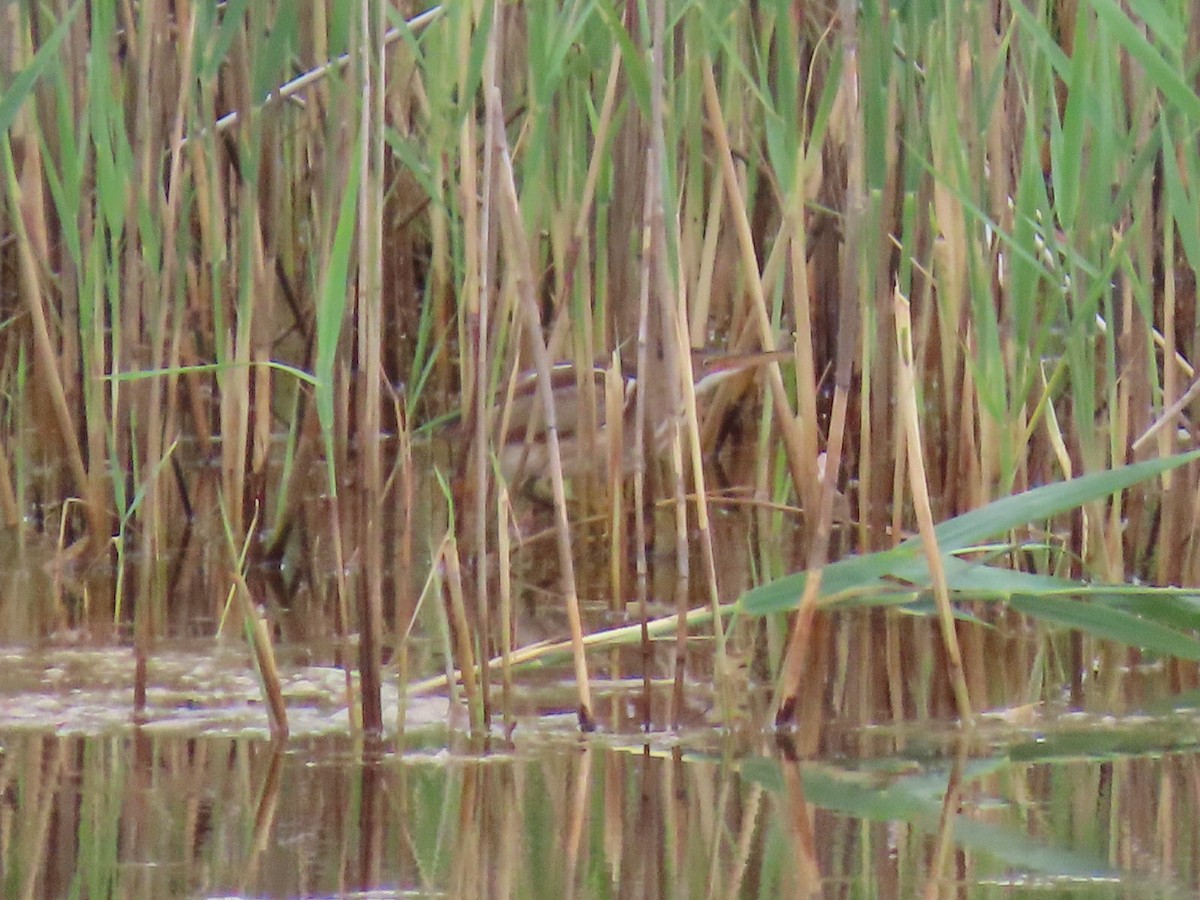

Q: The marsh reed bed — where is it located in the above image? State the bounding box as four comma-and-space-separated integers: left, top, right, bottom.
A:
4, 0, 1200, 737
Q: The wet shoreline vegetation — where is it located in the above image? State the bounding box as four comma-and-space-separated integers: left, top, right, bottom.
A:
4, 0, 1200, 746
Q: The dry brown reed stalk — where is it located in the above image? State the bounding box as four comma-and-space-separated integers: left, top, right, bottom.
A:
466, 0, 497, 730
3, 142, 107, 550
768, 0, 863, 726
441, 532, 482, 731
604, 352, 626, 722
129, 1, 199, 682
893, 289, 972, 723
641, 0, 697, 728
496, 481, 515, 731
327, 495, 355, 725
487, 83, 595, 731
386, 391, 415, 731
699, 62, 808, 500
665, 368, 693, 729
0, 435, 20, 529
353, 0, 387, 735
245, 584, 291, 740
632, 116, 655, 729
605, 352, 626, 617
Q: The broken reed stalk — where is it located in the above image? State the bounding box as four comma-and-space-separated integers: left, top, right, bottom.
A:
405, 600, 731, 698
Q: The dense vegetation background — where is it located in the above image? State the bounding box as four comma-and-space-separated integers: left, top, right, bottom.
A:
5, 0, 1200, 731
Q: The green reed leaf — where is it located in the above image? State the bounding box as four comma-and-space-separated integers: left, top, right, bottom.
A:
923, 451, 1200, 553
315, 138, 362, 496
1008, 594, 1200, 662
740, 451, 1200, 616
0, 4, 80, 135
1091, 0, 1200, 123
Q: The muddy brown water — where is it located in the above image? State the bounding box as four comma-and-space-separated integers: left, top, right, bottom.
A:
1, 642, 1199, 897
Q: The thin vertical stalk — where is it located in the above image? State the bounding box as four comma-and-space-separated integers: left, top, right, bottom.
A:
497, 482, 514, 733
642, 0, 693, 729
355, 0, 386, 735
391, 397, 415, 733
443, 534, 482, 731
605, 351, 626, 726
606, 352, 626, 616
633, 83, 655, 731
467, 0, 495, 730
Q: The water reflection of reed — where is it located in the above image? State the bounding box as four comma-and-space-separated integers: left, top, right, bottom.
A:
2, 728, 1197, 897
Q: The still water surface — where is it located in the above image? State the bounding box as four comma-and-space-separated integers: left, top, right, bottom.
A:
1, 644, 1198, 898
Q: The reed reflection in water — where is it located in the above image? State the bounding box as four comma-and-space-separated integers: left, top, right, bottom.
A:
1, 726, 1195, 898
